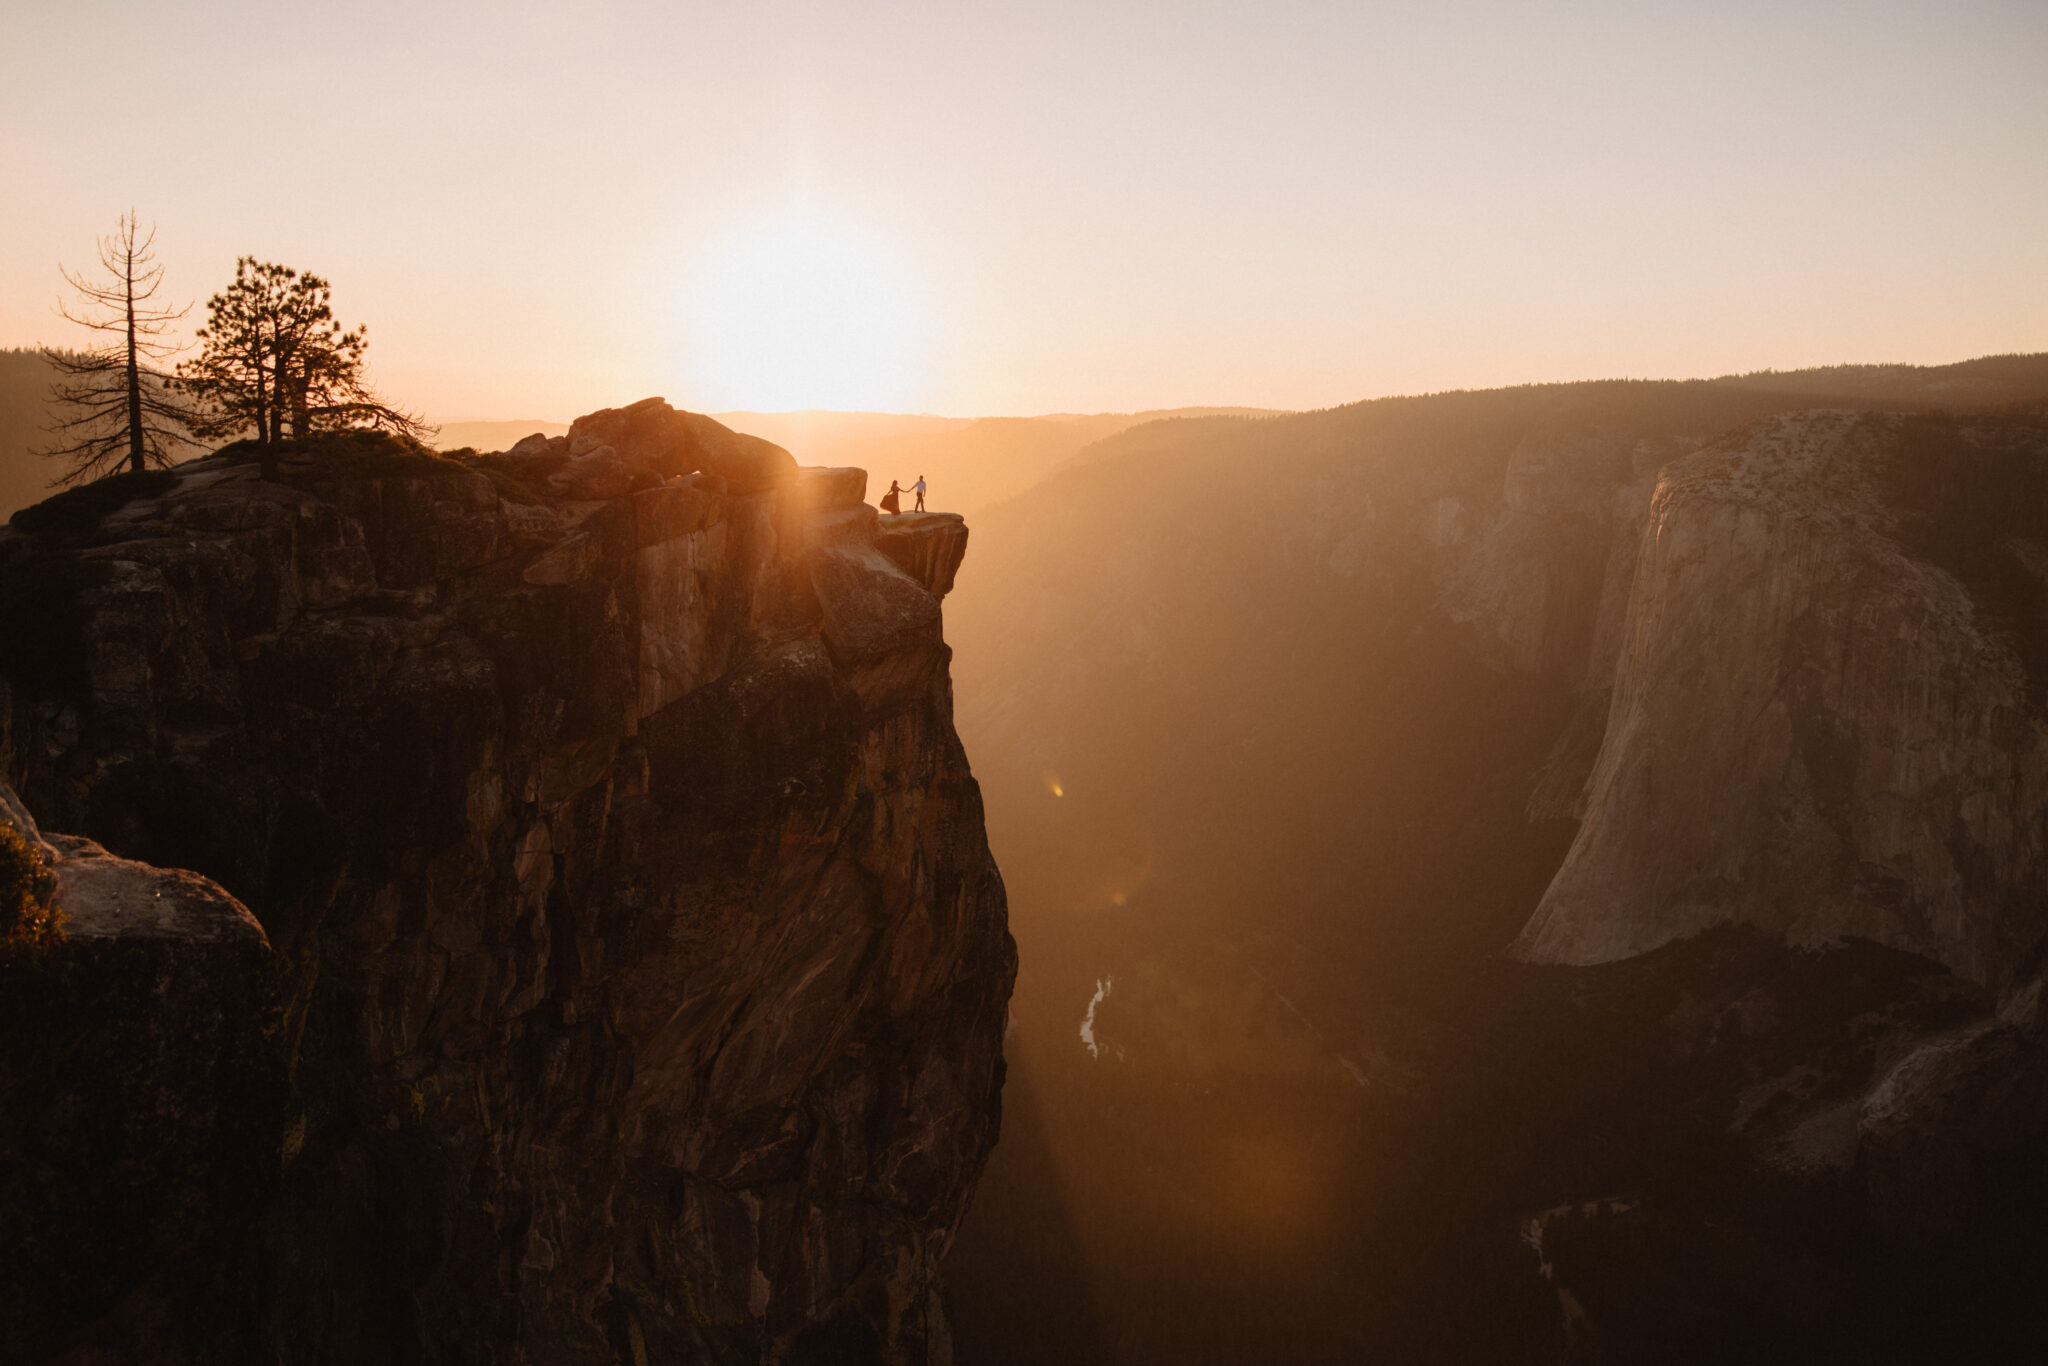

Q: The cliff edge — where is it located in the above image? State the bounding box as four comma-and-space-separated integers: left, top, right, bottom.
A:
0, 400, 1014, 1364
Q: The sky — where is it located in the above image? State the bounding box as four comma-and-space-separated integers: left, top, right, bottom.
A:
3, 0, 2046, 420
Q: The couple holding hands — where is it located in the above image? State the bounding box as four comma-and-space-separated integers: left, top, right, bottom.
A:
880, 475, 927, 515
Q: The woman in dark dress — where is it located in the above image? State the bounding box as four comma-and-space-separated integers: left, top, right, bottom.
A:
880, 479, 903, 514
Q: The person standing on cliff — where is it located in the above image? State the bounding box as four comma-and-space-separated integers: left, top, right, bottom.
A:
881, 479, 903, 514
912, 474, 927, 512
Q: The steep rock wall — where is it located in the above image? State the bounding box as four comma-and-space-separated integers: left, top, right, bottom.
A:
1516, 411, 2048, 999
0, 404, 1012, 1364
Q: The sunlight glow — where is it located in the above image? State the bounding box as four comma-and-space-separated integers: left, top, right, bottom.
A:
682, 213, 928, 413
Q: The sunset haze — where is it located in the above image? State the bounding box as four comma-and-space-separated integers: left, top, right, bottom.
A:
4, 0, 2045, 419
10, 3, 2048, 1362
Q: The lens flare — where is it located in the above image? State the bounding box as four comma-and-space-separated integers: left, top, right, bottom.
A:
680, 210, 929, 412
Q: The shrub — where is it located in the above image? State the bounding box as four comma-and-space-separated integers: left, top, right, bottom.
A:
9, 468, 182, 537
0, 823, 62, 959
215, 428, 454, 481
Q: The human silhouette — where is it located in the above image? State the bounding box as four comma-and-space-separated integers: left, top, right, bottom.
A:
912, 474, 927, 512
881, 479, 903, 514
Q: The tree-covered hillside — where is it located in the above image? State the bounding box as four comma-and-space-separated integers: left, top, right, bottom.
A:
0, 349, 62, 521
1, 348, 210, 521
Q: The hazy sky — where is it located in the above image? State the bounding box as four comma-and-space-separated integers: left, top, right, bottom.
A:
4, 1, 2045, 419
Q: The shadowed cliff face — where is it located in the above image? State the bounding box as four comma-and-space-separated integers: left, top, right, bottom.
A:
1520, 412, 2048, 998
0, 786, 284, 1366
0, 402, 1014, 1364
940, 380, 2048, 1361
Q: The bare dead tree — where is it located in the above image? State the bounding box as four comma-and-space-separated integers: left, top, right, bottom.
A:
39, 211, 202, 484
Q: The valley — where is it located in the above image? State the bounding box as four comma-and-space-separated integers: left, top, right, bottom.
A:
939, 359, 2048, 1362
5, 357, 2047, 1361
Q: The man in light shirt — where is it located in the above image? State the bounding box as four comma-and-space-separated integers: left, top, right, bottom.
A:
911, 474, 927, 512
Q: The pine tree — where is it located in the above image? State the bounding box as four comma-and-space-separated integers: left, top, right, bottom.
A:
39, 212, 202, 485
178, 259, 430, 454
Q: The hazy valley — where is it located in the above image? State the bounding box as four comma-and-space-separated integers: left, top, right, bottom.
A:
5, 356, 2048, 1362
9, 2, 2045, 1359
937, 357, 2048, 1361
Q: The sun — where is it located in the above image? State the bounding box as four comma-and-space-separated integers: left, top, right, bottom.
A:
681, 213, 929, 413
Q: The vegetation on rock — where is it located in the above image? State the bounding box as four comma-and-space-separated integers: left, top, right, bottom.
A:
178, 258, 430, 451
0, 825, 61, 960
211, 427, 454, 482
8, 468, 182, 537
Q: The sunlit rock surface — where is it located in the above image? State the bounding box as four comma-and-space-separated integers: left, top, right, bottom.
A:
1516, 411, 2048, 999
568, 395, 799, 494
0, 404, 1011, 1364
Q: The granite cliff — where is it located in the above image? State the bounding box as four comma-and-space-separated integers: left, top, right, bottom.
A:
1503, 408, 2048, 1278
939, 368, 2048, 1359
1516, 411, 2048, 999
0, 399, 1014, 1364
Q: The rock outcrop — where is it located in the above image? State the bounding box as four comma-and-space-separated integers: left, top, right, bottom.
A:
1515, 411, 2048, 1001
1492, 410, 2048, 1265
0, 784, 284, 1364
876, 514, 971, 601
0, 401, 1013, 1364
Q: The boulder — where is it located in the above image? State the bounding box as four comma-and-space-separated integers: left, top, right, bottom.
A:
678, 410, 798, 493
546, 445, 653, 502
0, 784, 284, 1365
566, 398, 798, 494
798, 465, 869, 511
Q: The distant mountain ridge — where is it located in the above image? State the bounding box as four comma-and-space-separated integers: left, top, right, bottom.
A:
1705, 352, 2048, 406
13, 351, 2048, 525
0, 349, 55, 520
951, 352, 2048, 956
427, 418, 571, 452
422, 354, 2048, 521
0, 348, 206, 521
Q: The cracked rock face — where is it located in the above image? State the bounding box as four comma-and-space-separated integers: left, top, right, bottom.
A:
0, 402, 1013, 1364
